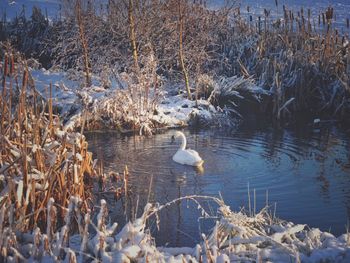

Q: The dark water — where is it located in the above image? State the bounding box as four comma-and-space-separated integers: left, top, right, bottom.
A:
86, 124, 350, 247
2, 0, 349, 25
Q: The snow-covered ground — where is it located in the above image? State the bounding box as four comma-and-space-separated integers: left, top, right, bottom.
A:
7, 196, 350, 262
31, 68, 78, 113
153, 95, 216, 127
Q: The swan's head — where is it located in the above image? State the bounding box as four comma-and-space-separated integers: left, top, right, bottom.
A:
171, 131, 185, 143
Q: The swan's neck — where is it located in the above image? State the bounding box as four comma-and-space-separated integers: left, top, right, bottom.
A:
179, 133, 187, 150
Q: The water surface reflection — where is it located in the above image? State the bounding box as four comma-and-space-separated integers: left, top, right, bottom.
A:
86, 125, 350, 246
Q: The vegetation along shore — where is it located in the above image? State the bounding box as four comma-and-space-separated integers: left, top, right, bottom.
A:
0, 0, 349, 262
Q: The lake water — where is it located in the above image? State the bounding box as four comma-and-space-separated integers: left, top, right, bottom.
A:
2, 0, 349, 27
86, 123, 350, 247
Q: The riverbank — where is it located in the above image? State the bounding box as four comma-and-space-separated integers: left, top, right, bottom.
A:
28, 65, 350, 135
27, 67, 243, 134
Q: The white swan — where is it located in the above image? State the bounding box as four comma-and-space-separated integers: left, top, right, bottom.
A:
172, 131, 204, 167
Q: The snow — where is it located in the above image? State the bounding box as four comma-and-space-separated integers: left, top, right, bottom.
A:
121, 245, 141, 259
25, 67, 226, 132
153, 94, 216, 128
5, 62, 275, 133
7, 196, 346, 262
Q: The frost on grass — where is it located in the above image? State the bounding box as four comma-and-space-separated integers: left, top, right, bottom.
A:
2, 196, 349, 262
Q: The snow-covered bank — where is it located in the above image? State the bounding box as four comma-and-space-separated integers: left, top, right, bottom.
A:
29, 68, 251, 134
4, 196, 350, 262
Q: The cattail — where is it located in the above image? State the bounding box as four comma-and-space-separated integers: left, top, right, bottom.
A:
247, 6, 250, 13
97, 199, 107, 231
49, 83, 53, 133
325, 7, 333, 23
98, 172, 105, 192
283, 6, 287, 17
322, 13, 325, 25
79, 211, 91, 263
264, 8, 269, 17
46, 198, 57, 241
10, 54, 14, 76
335, 29, 338, 44
275, 0, 278, 8
115, 187, 122, 201
347, 18, 349, 28
124, 165, 129, 196
4, 53, 8, 76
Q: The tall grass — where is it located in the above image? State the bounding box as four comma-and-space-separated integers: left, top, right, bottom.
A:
224, 5, 350, 120
0, 48, 95, 233
0, 48, 133, 262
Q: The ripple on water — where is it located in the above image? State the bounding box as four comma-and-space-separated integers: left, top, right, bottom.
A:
86, 126, 350, 246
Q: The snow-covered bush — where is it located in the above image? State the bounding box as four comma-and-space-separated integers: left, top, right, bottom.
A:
93, 52, 162, 134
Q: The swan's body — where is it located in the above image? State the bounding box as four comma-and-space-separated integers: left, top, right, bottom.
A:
172, 131, 203, 167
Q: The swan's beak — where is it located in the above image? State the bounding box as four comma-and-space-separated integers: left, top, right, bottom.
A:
171, 135, 175, 143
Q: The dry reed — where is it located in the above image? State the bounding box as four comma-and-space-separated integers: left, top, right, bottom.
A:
217, 5, 350, 121
0, 48, 94, 234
